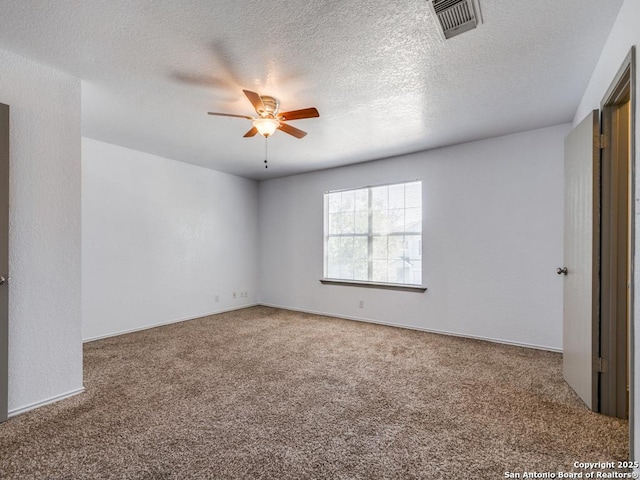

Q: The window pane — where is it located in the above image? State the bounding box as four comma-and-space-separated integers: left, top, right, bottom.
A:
354, 189, 368, 211
407, 235, 422, 258
410, 264, 422, 285
339, 212, 355, 235
341, 263, 354, 280
354, 211, 368, 234
372, 260, 388, 282
388, 184, 405, 209
327, 263, 341, 279
372, 210, 389, 234
341, 190, 355, 212
326, 236, 341, 278
340, 236, 354, 259
372, 236, 387, 260
353, 236, 367, 259
328, 213, 339, 234
388, 236, 405, 261
328, 192, 341, 213
388, 208, 405, 233
405, 208, 421, 233
388, 260, 405, 284
354, 259, 368, 281
324, 181, 422, 286
327, 236, 340, 260
371, 186, 388, 211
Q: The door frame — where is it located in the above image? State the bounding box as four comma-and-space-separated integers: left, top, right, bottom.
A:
599, 46, 636, 449
0, 103, 8, 423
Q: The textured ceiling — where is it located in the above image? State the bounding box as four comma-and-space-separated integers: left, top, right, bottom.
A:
0, 1, 624, 180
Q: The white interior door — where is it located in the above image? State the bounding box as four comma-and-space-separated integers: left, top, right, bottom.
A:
562, 110, 600, 410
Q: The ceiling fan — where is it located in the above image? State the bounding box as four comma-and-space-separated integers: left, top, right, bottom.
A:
207, 90, 319, 139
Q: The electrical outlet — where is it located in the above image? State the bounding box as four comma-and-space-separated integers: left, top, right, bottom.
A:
215, 295, 219, 303
233, 292, 237, 299
359, 300, 364, 308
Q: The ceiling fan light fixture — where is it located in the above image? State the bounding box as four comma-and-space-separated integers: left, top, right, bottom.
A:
207, 90, 317, 140
253, 118, 280, 137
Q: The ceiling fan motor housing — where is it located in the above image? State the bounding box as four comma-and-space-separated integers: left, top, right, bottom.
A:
259, 96, 279, 117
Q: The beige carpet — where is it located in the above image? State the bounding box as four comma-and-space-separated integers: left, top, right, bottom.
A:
0, 306, 628, 479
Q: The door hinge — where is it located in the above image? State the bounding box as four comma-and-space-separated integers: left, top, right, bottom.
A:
596, 357, 607, 373
597, 134, 609, 149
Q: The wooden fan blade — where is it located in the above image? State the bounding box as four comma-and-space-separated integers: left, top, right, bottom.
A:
278, 122, 307, 139
243, 90, 265, 114
172, 73, 232, 90
243, 127, 258, 137
207, 112, 253, 120
278, 107, 319, 121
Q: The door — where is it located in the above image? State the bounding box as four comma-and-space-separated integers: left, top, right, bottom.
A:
562, 110, 600, 410
0, 104, 8, 423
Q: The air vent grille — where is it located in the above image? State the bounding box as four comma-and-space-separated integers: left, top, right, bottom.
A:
432, 0, 468, 13
429, 0, 481, 40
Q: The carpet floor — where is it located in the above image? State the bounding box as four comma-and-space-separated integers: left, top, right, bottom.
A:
0, 306, 629, 479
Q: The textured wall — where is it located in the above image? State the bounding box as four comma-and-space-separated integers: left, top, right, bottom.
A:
0, 48, 82, 413
82, 138, 259, 341
573, 0, 640, 463
259, 124, 569, 351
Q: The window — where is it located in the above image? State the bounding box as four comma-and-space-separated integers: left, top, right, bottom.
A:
324, 181, 422, 286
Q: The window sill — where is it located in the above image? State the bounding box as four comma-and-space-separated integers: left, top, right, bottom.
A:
319, 279, 427, 293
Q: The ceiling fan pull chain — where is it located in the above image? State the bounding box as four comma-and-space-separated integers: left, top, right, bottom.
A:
264, 137, 268, 169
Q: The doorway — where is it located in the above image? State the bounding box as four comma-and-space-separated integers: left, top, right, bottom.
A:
599, 49, 635, 420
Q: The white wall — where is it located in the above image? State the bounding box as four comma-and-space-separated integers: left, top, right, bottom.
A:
0, 48, 82, 414
259, 124, 569, 351
82, 138, 258, 341
573, 0, 639, 127
572, 0, 640, 462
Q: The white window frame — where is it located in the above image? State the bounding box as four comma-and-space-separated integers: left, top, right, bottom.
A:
321, 180, 426, 292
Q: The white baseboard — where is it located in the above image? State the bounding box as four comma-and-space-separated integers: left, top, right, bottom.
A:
9, 303, 555, 420
259, 303, 562, 353
8, 387, 85, 418
84, 302, 561, 352
83, 303, 260, 343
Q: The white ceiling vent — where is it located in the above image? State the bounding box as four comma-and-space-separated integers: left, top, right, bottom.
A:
427, 0, 483, 40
